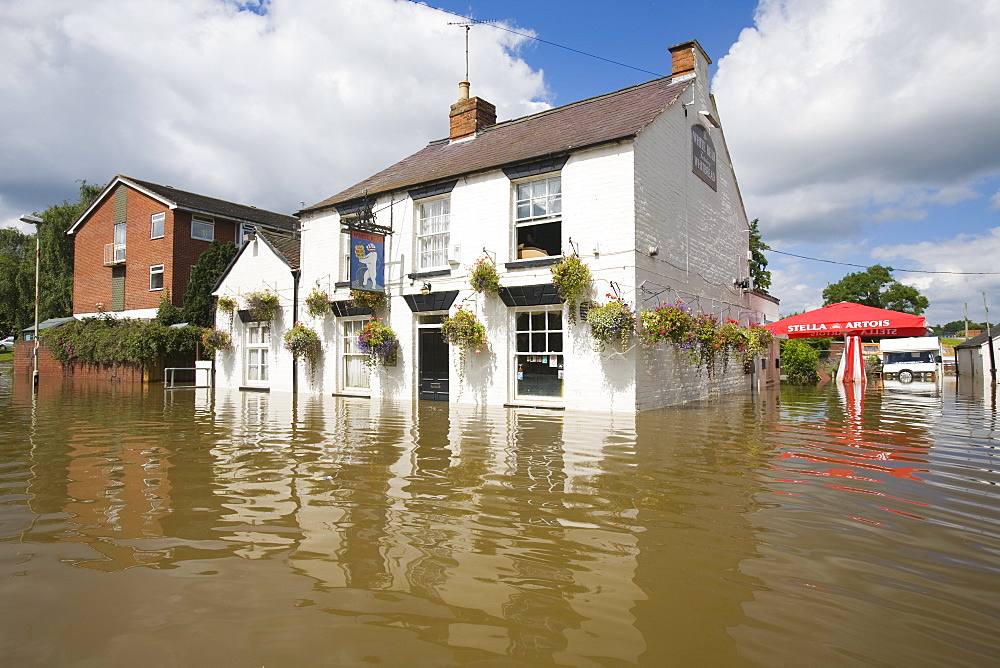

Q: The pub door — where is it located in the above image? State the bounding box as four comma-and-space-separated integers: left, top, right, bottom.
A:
418, 327, 449, 401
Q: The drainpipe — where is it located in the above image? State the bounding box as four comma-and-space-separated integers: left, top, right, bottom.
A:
292, 268, 301, 394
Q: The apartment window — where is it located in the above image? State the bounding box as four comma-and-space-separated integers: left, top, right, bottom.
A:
149, 264, 164, 291
341, 319, 371, 390
246, 322, 270, 384
191, 215, 214, 241
515, 308, 563, 398
113, 222, 127, 262
514, 176, 561, 259
151, 212, 165, 239
417, 197, 450, 269
236, 223, 255, 248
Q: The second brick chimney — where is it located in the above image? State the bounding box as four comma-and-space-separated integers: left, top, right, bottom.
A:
449, 81, 496, 141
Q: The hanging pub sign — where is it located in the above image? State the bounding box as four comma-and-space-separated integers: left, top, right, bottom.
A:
350, 231, 385, 293
692, 124, 717, 191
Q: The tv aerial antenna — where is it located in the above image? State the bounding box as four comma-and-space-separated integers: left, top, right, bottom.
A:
448, 18, 497, 83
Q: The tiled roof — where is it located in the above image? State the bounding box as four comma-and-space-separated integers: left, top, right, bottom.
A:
256, 228, 301, 270
125, 177, 299, 231
303, 76, 690, 212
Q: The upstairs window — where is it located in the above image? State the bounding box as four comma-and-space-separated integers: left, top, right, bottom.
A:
149, 264, 164, 291
514, 176, 561, 259
151, 212, 165, 239
191, 215, 214, 241
417, 198, 450, 269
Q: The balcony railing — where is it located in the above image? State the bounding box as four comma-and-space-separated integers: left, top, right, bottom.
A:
104, 243, 126, 265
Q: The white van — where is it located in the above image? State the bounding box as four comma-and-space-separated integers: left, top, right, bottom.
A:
881, 336, 943, 382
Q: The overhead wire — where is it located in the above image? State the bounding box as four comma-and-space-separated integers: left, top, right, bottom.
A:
766, 248, 1000, 275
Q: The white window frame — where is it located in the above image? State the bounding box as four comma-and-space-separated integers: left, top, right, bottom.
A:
236, 222, 255, 248
513, 306, 564, 401
340, 318, 371, 391
417, 197, 450, 270
191, 215, 215, 241
245, 322, 271, 385
151, 212, 165, 239
149, 264, 164, 291
113, 222, 127, 262
513, 175, 562, 260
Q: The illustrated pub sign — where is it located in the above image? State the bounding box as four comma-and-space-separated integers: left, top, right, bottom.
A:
691, 124, 717, 191
350, 231, 385, 293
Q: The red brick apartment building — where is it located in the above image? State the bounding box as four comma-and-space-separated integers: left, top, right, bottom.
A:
69, 175, 298, 318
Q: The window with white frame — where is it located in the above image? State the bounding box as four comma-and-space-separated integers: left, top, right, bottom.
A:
417, 197, 450, 269
236, 223, 255, 248
191, 215, 214, 241
341, 319, 370, 390
514, 176, 561, 259
151, 212, 165, 239
149, 264, 164, 291
514, 308, 564, 398
246, 322, 270, 384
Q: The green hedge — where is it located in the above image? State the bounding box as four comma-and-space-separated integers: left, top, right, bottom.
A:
39, 317, 201, 366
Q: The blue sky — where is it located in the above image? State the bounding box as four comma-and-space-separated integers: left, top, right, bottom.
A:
2, 0, 998, 327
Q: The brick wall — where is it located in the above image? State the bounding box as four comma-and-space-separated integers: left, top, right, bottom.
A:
13, 340, 147, 382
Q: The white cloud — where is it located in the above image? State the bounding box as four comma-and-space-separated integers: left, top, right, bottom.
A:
0, 0, 549, 222
991, 190, 1000, 210
714, 0, 1000, 245
872, 226, 1000, 324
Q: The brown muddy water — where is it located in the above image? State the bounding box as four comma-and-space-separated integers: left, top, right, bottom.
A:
0, 367, 998, 666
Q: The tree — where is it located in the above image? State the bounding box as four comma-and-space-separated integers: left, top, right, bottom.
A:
0, 227, 35, 335
780, 339, 820, 385
181, 241, 238, 327
156, 291, 183, 326
748, 218, 772, 292
936, 319, 987, 335
37, 181, 104, 321
822, 264, 928, 314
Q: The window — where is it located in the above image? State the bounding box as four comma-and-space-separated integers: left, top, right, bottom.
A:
514, 176, 561, 259
191, 215, 214, 241
113, 222, 127, 262
246, 322, 270, 384
149, 264, 164, 291
417, 198, 450, 269
515, 309, 563, 398
151, 212, 165, 239
341, 319, 370, 390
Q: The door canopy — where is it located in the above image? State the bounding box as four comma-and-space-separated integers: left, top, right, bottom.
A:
765, 302, 927, 339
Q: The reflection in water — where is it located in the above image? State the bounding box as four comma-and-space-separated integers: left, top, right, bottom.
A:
1, 370, 999, 665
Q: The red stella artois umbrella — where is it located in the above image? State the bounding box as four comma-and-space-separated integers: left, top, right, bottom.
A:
764, 302, 927, 339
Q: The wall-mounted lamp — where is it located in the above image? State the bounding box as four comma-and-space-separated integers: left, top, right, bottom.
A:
421, 282, 432, 295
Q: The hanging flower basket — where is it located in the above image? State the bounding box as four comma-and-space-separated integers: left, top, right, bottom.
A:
738, 323, 774, 367
217, 296, 237, 314
640, 301, 695, 347
244, 290, 279, 321
350, 289, 387, 312
357, 318, 398, 368
550, 254, 592, 323
283, 322, 322, 380
201, 328, 232, 355
441, 305, 488, 381
586, 295, 636, 352
469, 256, 501, 296
305, 289, 331, 318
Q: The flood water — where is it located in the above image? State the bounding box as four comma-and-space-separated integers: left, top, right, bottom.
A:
1, 367, 998, 666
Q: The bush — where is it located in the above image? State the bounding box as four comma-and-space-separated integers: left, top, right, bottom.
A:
781, 339, 820, 384
39, 317, 201, 366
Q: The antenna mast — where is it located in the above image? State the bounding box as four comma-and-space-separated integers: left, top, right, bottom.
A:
448, 17, 496, 85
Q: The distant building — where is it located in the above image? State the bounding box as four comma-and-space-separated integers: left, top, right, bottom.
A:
214, 40, 778, 411
68, 175, 297, 319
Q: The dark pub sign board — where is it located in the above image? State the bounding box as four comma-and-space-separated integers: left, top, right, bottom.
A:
350, 231, 385, 293
692, 125, 717, 191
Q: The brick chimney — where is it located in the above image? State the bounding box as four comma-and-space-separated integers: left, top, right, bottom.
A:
449, 81, 496, 141
668, 40, 711, 81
